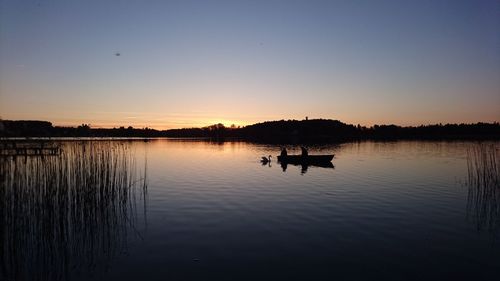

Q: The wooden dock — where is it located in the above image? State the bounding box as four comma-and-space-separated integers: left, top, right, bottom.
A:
0, 140, 62, 157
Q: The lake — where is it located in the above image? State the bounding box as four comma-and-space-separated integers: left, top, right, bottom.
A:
1, 140, 499, 281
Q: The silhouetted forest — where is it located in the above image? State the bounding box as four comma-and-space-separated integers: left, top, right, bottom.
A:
1, 119, 499, 142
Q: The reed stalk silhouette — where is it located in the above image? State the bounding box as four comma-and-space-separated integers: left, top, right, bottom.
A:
466, 143, 500, 234
0, 141, 148, 281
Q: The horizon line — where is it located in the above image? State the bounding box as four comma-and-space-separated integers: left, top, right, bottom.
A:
2, 118, 499, 131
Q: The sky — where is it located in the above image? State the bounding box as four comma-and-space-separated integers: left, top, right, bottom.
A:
0, 0, 499, 129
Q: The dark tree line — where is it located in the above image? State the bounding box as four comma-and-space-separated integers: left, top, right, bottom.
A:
1, 119, 499, 142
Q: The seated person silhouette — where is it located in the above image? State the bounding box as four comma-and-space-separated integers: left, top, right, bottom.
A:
300, 146, 308, 157
280, 147, 287, 157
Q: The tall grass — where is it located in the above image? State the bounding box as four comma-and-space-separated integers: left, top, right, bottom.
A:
0, 141, 147, 281
466, 143, 500, 234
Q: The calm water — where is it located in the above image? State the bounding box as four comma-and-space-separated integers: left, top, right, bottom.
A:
2, 140, 500, 280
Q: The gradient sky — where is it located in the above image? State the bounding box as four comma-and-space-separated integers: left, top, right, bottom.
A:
1, 0, 499, 129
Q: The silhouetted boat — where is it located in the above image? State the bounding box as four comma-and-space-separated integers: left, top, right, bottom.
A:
277, 154, 334, 164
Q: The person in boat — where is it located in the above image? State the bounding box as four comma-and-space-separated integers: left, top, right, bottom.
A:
300, 146, 308, 157
280, 147, 287, 157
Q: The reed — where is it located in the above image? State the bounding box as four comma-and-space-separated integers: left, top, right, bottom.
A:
0, 141, 147, 281
466, 143, 500, 234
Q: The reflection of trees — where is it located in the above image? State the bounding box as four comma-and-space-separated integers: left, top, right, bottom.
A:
0, 141, 147, 281
466, 144, 500, 235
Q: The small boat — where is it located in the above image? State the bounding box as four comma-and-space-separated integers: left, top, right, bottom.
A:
277, 154, 334, 165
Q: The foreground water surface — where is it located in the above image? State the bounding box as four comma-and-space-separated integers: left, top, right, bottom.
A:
1, 140, 499, 280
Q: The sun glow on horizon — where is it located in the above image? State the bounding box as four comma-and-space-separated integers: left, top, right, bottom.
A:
43, 113, 500, 131
48, 117, 253, 130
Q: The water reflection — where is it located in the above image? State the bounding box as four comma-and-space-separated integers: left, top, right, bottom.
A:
261, 161, 272, 167
465, 143, 500, 235
0, 141, 147, 281
2, 139, 499, 280
280, 161, 334, 174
